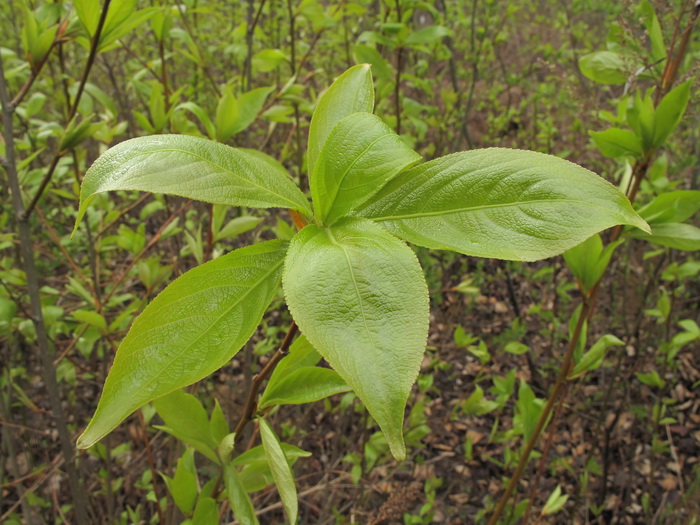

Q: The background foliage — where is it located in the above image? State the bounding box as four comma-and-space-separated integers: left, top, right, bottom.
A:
1, 0, 699, 523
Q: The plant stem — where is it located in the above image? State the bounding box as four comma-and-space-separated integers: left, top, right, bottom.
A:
233, 321, 299, 438
487, 301, 590, 525
0, 52, 90, 525
22, 0, 113, 220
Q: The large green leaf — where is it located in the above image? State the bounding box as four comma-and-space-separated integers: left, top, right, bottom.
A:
75, 135, 311, 231
283, 218, 429, 459
312, 112, 421, 225
77, 240, 288, 449
259, 418, 298, 524
307, 64, 374, 178
357, 149, 650, 261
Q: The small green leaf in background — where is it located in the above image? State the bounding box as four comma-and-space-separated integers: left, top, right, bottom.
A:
637, 0, 666, 61
589, 128, 642, 159
578, 51, 630, 85
358, 148, 649, 261
176, 101, 217, 139
191, 496, 218, 525
75, 135, 311, 232
569, 334, 624, 380
259, 366, 350, 409
232, 86, 274, 136
404, 25, 449, 47
542, 485, 569, 516
312, 112, 421, 224
653, 81, 692, 147
629, 222, 700, 251
252, 48, 287, 72
215, 88, 239, 142
636, 371, 666, 389
224, 465, 259, 525
162, 448, 198, 516
307, 64, 374, 177
259, 418, 298, 524
637, 190, 700, 225
627, 92, 655, 150
154, 390, 220, 464
564, 234, 623, 293
283, 218, 429, 460
77, 240, 287, 449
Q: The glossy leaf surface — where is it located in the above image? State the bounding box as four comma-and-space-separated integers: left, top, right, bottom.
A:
77, 240, 288, 449
307, 64, 374, 177
75, 134, 311, 231
312, 112, 421, 224
358, 149, 649, 261
283, 218, 429, 459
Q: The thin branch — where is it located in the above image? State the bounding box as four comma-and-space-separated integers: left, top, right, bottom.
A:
233, 321, 299, 437
0, 51, 89, 525
21, 0, 113, 220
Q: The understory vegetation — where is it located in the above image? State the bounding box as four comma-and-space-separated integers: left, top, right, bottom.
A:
1, 0, 699, 524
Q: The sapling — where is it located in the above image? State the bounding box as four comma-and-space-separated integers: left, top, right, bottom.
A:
73, 64, 649, 522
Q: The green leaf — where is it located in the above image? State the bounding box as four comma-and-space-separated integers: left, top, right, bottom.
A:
404, 25, 449, 47
74, 0, 100, 35
629, 222, 700, 251
215, 216, 263, 242
215, 89, 240, 142
637, 190, 700, 225
564, 234, 623, 292
357, 149, 650, 261
258, 366, 350, 409
99, 7, 159, 53
224, 465, 260, 525
162, 448, 198, 516
569, 334, 624, 379
312, 112, 421, 224
252, 48, 287, 72
579, 51, 629, 85
638, 1, 666, 62
154, 389, 220, 463
258, 418, 298, 524
232, 87, 274, 136
71, 310, 107, 333
283, 218, 429, 460
353, 45, 393, 82
191, 496, 218, 525
653, 81, 692, 147
307, 64, 374, 178
77, 240, 288, 449
636, 371, 665, 388
589, 128, 642, 159
75, 135, 311, 232
542, 485, 569, 516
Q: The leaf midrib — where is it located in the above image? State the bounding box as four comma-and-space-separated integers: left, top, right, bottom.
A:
320, 132, 396, 221
119, 255, 285, 403
102, 147, 304, 209
369, 198, 621, 222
